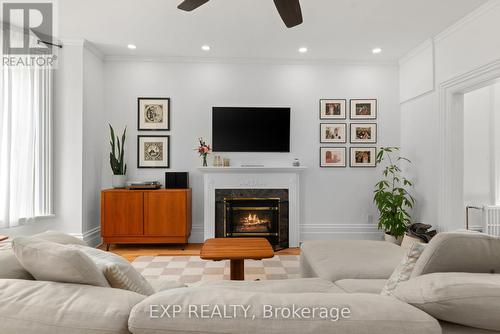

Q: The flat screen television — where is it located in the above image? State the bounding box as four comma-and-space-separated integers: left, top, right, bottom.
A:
212, 107, 290, 152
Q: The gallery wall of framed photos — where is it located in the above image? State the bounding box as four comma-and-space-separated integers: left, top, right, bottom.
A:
319, 99, 377, 168
137, 97, 171, 168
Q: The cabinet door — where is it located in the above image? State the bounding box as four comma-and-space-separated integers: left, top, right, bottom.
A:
102, 191, 143, 236
144, 192, 187, 236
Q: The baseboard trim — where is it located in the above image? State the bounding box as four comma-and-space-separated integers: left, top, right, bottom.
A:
189, 223, 383, 243
71, 227, 101, 247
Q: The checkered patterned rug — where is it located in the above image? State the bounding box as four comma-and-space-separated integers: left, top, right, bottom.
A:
132, 255, 300, 284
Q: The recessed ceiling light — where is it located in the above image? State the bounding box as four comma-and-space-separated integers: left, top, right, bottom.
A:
201, 45, 211, 51
372, 47, 382, 54
127, 44, 137, 50
298, 47, 308, 53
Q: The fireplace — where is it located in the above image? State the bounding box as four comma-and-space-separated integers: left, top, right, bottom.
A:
215, 189, 289, 250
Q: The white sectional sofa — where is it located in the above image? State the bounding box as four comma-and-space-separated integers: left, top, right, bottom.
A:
0, 231, 499, 333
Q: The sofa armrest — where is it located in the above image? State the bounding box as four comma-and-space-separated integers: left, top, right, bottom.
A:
129, 286, 441, 334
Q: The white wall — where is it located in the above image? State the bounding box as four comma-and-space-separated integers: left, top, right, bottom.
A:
103, 60, 400, 242
399, 0, 500, 230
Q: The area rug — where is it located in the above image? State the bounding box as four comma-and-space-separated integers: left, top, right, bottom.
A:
132, 255, 300, 284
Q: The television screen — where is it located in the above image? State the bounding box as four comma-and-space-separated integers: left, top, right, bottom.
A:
212, 107, 291, 152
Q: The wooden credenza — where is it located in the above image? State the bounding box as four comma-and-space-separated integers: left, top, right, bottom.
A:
101, 189, 192, 249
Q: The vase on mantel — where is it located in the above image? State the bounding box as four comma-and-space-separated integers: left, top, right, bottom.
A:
202, 155, 208, 167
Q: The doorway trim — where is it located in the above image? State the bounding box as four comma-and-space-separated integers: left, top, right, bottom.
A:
439, 59, 500, 231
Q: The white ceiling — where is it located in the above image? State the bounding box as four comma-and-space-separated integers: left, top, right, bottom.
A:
58, 0, 488, 62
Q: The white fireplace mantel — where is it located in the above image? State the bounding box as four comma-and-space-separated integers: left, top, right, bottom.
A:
199, 166, 306, 247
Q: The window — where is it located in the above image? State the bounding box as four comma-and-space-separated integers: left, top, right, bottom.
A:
0, 27, 53, 228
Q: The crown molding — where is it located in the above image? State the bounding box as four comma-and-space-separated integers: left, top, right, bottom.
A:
104, 55, 397, 67
83, 40, 104, 61
434, 0, 500, 43
399, 39, 434, 66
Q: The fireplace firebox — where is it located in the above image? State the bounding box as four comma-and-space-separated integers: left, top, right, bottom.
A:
215, 189, 289, 250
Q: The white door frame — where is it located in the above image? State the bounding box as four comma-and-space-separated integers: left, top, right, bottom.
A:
439, 59, 500, 231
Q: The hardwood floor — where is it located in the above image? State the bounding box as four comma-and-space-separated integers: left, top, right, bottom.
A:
98, 243, 300, 262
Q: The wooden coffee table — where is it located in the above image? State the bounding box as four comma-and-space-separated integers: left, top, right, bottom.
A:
200, 238, 274, 280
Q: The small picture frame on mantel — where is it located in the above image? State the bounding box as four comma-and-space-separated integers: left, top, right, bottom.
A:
137, 135, 170, 168
138, 97, 170, 131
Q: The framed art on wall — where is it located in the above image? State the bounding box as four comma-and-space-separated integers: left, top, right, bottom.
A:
350, 99, 377, 120
350, 123, 377, 143
138, 97, 170, 131
137, 135, 170, 168
320, 99, 346, 120
350, 147, 377, 167
320, 123, 347, 143
320, 147, 346, 168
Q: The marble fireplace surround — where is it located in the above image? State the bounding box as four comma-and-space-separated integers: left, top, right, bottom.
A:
199, 166, 306, 247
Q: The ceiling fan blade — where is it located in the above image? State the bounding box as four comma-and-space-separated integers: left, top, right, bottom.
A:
273, 0, 303, 28
177, 0, 210, 11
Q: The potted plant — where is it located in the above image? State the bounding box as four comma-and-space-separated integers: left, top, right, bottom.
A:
374, 147, 415, 245
109, 124, 127, 188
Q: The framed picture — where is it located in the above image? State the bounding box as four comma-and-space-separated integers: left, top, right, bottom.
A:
137, 135, 170, 168
320, 99, 346, 119
138, 97, 170, 131
320, 123, 347, 143
320, 147, 346, 168
350, 147, 377, 167
350, 99, 377, 120
350, 123, 377, 143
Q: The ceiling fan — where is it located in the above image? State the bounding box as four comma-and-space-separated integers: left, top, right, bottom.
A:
177, 0, 303, 28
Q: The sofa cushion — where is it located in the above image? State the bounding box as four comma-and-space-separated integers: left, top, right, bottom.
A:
335, 279, 387, 294
191, 278, 345, 293
12, 237, 110, 287
78, 246, 155, 295
381, 242, 426, 296
129, 287, 441, 334
412, 232, 500, 278
0, 231, 86, 280
394, 272, 500, 331
0, 279, 144, 334
300, 240, 406, 282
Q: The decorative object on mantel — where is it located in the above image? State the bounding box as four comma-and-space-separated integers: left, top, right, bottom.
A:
109, 124, 127, 188
374, 147, 415, 245
293, 158, 300, 167
196, 137, 211, 167
137, 135, 170, 168
137, 97, 170, 131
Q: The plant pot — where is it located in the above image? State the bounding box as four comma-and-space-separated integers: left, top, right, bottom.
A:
112, 175, 127, 188
384, 233, 403, 245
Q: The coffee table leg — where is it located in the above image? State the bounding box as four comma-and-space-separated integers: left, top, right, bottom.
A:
230, 259, 244, 280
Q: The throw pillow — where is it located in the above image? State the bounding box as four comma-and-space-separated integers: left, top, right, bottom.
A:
12, 237, 110, 287
380, 242, 426, 296
77, 246, 155, 295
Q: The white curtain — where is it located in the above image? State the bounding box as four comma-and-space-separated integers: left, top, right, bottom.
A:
0, 27, 53, 228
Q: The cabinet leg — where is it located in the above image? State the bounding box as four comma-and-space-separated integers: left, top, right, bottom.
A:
230, 259, 245, 280
106, 243, 110, 251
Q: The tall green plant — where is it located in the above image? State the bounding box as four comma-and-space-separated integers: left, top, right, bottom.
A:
374, 147, 415, 238
109, 124, 127, 175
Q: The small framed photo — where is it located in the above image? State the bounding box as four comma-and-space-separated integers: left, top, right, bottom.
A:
320, 99, 346, 120
137, 135, 170, 168
350, 147, 377, 168
320, 147, 346, 168
320, 123, 347, 143
350, 99, 377, 120
350, 123, 377, 143
138, 97, 170, 131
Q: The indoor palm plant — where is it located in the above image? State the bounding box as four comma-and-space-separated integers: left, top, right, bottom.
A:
109, 124, 127, 188
374, 147, 415, 244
